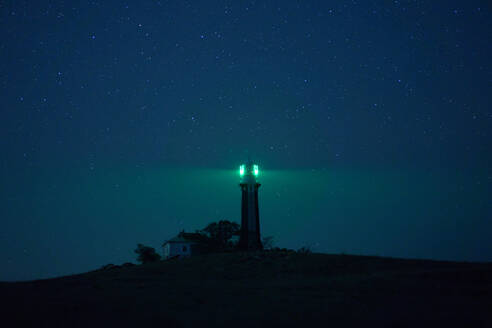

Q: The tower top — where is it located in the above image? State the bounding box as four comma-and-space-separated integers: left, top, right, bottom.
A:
239, 162, 259, 184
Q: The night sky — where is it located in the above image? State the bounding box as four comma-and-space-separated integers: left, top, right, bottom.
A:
1, 1, 491, 281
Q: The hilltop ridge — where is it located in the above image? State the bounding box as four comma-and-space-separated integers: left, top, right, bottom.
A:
1, 251, 491, 327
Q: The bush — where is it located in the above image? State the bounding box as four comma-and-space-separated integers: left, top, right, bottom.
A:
262, 236, 274, 250
134, 244, 161, 264
297, 246, 312, 254
99, 263, 119, 271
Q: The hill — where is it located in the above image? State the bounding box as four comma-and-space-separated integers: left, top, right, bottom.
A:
1, 251, 491, 327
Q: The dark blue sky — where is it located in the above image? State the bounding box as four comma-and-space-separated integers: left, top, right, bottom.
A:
1, 1, 491, 281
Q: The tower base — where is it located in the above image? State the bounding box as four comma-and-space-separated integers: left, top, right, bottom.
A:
238, 182, 262, 251
238, 234, 263, 251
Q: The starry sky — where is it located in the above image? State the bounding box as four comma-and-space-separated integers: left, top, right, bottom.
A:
1, 1, 491, 281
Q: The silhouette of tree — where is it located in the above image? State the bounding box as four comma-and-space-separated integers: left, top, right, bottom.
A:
202, 220, 240, 248
134, 244, 161, 264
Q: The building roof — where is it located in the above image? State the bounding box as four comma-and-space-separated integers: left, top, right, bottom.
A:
162, 232, 208, 246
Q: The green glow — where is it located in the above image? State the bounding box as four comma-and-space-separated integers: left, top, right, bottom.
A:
239, 165, 245, 176
254, 165, 259, 176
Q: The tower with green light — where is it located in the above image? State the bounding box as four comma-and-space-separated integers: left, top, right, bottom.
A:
238, 162, 263, 250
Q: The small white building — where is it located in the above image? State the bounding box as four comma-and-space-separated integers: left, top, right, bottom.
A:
162, 232, 204, 259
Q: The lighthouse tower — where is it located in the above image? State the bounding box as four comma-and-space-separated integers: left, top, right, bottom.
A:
238, 161, 263, 250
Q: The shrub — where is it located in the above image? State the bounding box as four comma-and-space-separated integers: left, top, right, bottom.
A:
297, 246, 312, 254
134, 244, 161, 264
262, 236, 274, 250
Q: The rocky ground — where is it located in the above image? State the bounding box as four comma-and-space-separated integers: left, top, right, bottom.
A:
1, 251, 491, 327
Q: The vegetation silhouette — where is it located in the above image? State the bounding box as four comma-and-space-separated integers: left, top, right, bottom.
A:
201, 219, 240, 250
134, 243, 161, 264
262, 236, 274, 250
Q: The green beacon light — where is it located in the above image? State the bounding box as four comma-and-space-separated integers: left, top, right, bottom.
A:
239, 163, 259, 179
